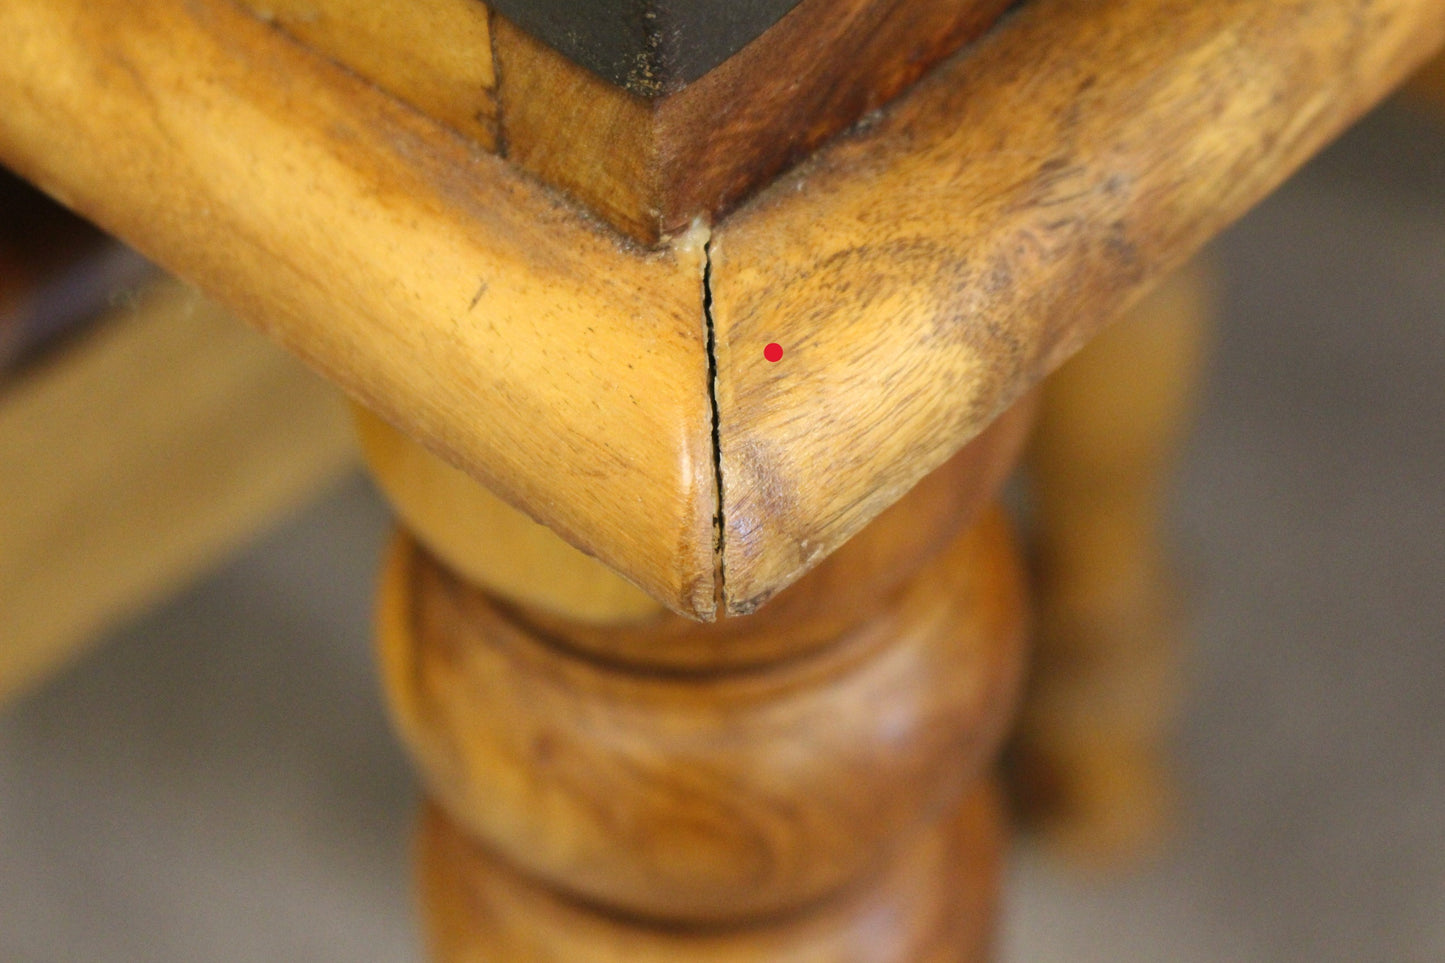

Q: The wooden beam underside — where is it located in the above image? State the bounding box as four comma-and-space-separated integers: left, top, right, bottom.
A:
0, 0, 1440, 618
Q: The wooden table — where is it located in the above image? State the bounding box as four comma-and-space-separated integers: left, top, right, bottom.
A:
2, 0, 1440, 957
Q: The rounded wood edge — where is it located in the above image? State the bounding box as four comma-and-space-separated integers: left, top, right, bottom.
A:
717, 385, 1037, 619
0, 0, 718, 621
517, 401, 1034, 670
417, 782, 1004, 962
708, 0, 1444, 617
378, 506, 1027, 922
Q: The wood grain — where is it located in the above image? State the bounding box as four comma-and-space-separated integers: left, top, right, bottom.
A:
418, 784, 1002, 962
356, 383, 1029, 665
378, 507, 1026, 921
492, 0, 1014, 244
516, 395, 1034, 671
4, 0, 1438, 623
237, 0, 499, 149
0, 0, 719, 618
708, 0, 1445, 614
0, 277, 356, 705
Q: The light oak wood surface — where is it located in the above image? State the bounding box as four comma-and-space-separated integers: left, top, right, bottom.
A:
7, 6, 1438, 959
708, 0, 1445, 614
0, 277, 355, 705
361, 389, 1031, 668
3, 0, 1438, 622
0, 0, 718, 617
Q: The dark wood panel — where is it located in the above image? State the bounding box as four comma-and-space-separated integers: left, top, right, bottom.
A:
494, 0, 1015, 243
0, 167, 150, 373
485, 0, 804, 95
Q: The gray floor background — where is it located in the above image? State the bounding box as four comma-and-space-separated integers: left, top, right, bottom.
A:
2, 98, 1443, 961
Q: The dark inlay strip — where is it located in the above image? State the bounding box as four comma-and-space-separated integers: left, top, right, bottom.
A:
482, 0, 806, 96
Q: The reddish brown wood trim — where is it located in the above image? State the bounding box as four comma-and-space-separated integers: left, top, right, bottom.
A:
493, 0, 1016, 244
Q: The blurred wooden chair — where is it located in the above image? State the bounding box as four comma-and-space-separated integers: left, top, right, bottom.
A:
0, 176, 358, 704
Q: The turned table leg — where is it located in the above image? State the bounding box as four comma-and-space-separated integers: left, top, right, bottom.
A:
1010, 260, 1213, 864
355, 405, 1033, 960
